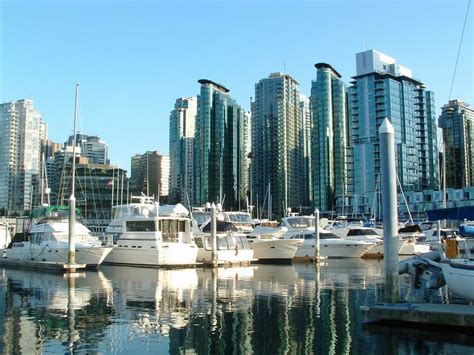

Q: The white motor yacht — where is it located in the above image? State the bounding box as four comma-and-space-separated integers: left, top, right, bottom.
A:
5, 206, 113, 267
330, 224, 407, 257
104, 202, 198, 267
248, 225, 302, 263
194, 220, 254, 265
279, 215, 376, 259
281, 229, 376, 259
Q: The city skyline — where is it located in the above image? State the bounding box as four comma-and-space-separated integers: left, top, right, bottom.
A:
1, 0, 472, 171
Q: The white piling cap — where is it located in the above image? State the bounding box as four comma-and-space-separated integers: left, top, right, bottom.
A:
379, 118, 394, 134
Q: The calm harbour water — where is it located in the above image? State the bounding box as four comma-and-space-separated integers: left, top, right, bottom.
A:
0, 260, 472, 354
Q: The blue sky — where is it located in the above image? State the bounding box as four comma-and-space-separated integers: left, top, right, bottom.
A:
1, 0, 472, 172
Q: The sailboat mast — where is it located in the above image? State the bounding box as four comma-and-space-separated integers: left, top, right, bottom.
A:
68, 83, 79, 268
40, 153, 44, 206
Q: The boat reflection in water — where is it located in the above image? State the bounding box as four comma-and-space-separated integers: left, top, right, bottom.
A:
0, 261, 472, 354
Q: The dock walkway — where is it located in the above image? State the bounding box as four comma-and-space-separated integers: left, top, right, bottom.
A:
362, 302, 474, 328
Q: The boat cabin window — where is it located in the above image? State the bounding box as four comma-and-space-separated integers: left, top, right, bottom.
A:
160, 219, 182, 242
286, 217, 314, 229
236, 235, 250, 249
178, 220, 186, 232
226, 236, 236, 249
30, 233, 44, 244
126, 221, 156, 232
321, 232, 339, 239
347, 229, 377, 236
217, 237, 228, 250
195, 237, 204, 248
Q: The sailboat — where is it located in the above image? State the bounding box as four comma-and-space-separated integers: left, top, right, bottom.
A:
5, 84, 113, 268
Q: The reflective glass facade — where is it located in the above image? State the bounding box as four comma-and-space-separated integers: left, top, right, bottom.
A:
251, 73, 309, 218
194, 80, 248, 209
310, 64, 347, 212
439, 100, 474, 188
348, 50, 439, 215
169, 97, 197, 203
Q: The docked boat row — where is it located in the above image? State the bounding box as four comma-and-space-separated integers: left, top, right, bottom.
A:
5, 198, 461, 269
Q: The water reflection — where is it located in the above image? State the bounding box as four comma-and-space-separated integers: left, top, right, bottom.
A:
0, 261, 472, 354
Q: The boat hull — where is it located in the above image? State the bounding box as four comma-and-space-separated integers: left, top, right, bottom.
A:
361, 239, 408, 257
5, 243, 113, 268
293, 240, 375, 260
103, 243, 198, 267
440, 260, 474, 301
249, 239, 300, 262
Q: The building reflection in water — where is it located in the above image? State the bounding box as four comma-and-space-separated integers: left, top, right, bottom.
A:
0, 259, 472, 354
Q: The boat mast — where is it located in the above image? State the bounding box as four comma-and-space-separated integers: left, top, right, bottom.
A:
68, 83, 79, 268
40, 153, 44, 206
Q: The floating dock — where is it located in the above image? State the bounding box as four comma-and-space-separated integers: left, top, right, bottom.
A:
0, 258, 86, 273
362, 303, 474, 328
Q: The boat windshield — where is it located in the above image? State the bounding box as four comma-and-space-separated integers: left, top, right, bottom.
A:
227, 213, 252, 224
286, 217, 314, 228
291, 232, 339, 240
193, 212, 211, 226
347, 228, 378, 236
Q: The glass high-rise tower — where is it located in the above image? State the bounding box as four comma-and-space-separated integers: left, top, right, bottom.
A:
169, 97, 197, 204
194, 79, 248, 209
348, 50, 439, 215
310, 63, 348, 213
439, 99, 474, 188
251, 73, 309, 218
0, 99, 43, 214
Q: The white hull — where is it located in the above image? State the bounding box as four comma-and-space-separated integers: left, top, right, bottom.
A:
399, 241, 431, 255
249, 239, 300, 262
6, 243, 113, 267
360, 239, 408, 257
104, 243, 198, 267
196, 249, 254, 265
293, 240, 375, 259
440, 260, 474, 301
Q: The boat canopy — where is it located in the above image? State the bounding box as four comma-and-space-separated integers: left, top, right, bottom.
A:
29, 205, 81, 220
201, 220, 238, 233
427, 206, 474, 221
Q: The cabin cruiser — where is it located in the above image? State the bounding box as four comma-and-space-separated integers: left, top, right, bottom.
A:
248, 226, 301, 263
193, 220, 254, 265
5, 206, 113, 267
278, 215, 375, 259
281, 229, 376, 259
329, 222, 408, 257
104, 202, 198, 267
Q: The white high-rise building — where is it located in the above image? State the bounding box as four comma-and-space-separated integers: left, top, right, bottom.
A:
0, 99, 43, 214
169, 97, 197, 203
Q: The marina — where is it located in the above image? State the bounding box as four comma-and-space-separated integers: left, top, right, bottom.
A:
1, 1, 473, 353
0, 260, 472, 353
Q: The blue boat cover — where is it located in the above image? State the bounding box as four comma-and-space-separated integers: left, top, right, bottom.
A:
426, 206, 474, 221
459, 224, 474, 237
